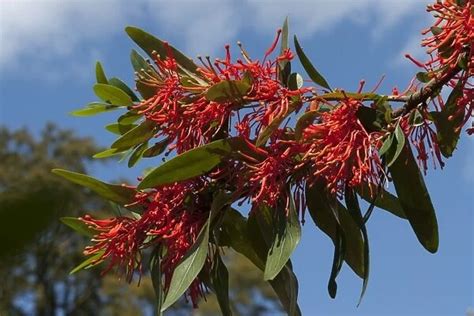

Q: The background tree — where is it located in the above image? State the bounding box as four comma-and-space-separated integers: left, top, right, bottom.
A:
0, 124, 282, 315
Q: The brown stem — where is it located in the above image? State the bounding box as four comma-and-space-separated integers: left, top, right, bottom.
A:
392, 64, 462, 118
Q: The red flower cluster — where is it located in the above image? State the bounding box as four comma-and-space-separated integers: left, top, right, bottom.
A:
402, 0, 473, 170
422, 0, 473, 74
302, 99, 384, 197
134, 32, 311, 153
235, 132, 306, 215
80, 179, 209, 306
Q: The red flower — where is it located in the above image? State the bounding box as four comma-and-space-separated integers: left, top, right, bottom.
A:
421, 0, 473, 74
236, 132, 305, 215
302, 99, 384, 197
80, 179, 210, 307
80, 215, 143, 281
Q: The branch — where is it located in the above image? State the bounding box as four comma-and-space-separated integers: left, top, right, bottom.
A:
392, 63, 463, 118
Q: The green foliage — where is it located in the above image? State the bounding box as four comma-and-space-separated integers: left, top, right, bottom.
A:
389, 144, 439, 253
294, 35, 331, 90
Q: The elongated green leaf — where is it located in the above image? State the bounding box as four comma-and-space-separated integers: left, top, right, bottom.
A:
108, 77, 139, 102
305, 182, 365, 278
125, 26, 199, 74
93, 83, 134, 106
93, 148, 127, 159
269, 264, 301, 316
211, 252, 232, 316
105, 123, 137, 135
70, 251, 103, 275
431, 80, 464, 157
95, 62, 108, 84
143, 139, 169, 158
60, 217, 96, 237
161, 222, 210, 311
128, 142, 149, 168
52, 169, 136, 205
378, 135, 393, 156
386, 124, 406, 167
264, 201, 301, 280
131, 49, 151, 72
294, 35, 331, 90
219, 208, 265, 269
389, 144, 439, 253
119, 111, 142, 125
327, 227, 344, 298
111, 120, 155, 150
344, 189, 370, 306
139, 138, 245, 189
70, 102, 121, 117
278, 17, 291, 86
150, 247, 164, 316
357, 185, 406, 219
248, 207, 301, 316
205, 78, 251, 103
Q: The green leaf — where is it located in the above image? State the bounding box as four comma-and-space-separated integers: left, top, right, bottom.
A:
150, 247, 164, 316
93, 148, 127, 159
161, 221, 210, 311
93, 83, 134, 106
105, 123, 137, 135
431, 80, 464, 157
111, 120, 155, 150
70, 251, 104, 275
118, 111, 142, 125
125, 26, 199, 75
128, 142, 149, 168
60, 217, 97, 237
52, 169, 136, 205
357, 185, 406, 219
143, 139, 169, 158
130, 49, 151, 72
386, 123, 406, 167
389, 144, 439, 253
327, 227, 344, 298
294, 35, 331, 91
219, 208, 265, 269
136, 81, 157, 99
210, 252, 232, 316
416, 71, 431, 83
378, 135, 393, 156
219, 208, 301, 316
205, 78, 251, 103
264, 201, 301, 280
138, 138, 245, 189
95, 62, 108, 84
356, 106, 379, 133
287, 73, 303, 90
278, 17, 291, 86
248, 207, 301, 316
344, 189, 370, 306
108, 77, 139, 102
70, 102, 121, 117
305, 182, 365, 278
269, 264, 301, 316
295, 110, 319, 140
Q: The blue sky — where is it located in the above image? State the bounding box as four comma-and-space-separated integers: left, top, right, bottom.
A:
0, 1, 472, 315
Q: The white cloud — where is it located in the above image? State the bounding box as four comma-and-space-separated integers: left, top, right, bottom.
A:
0, 0, 433, 79
144, 0, 240, 57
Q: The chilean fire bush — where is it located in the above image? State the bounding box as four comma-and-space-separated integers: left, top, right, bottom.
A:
54, 1, 473, 314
